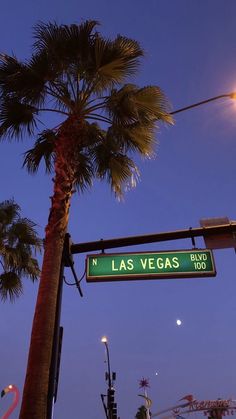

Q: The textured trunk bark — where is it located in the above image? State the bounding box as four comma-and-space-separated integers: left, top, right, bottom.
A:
20, 118, 78, 418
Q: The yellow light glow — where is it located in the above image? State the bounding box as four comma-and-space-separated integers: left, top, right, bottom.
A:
229, 92, 236, 112
101, 336, 107, 343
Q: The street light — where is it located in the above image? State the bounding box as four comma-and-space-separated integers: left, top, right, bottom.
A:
171, 91, 236, 115
101, 336, 117, 419
101, 336, 112, 388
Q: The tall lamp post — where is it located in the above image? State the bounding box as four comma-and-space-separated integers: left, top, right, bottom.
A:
170, 91, 236, 115
101, 336, 117, 419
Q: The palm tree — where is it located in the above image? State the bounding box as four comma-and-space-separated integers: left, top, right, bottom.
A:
0, 199, 41, 301
0, 20, 173, 418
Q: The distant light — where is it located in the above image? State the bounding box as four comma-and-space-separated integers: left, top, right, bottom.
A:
176, 319, 182, 326
155, 372, 159, 376
8, 385, 13, 389
101, 336, 108, 343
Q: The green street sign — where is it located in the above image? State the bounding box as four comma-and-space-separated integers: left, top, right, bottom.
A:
86, 249, 216, 282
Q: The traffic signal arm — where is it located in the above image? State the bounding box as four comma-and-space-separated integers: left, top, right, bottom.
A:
71, 223, 236, 254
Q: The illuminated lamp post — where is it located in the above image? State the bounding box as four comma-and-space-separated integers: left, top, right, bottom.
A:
101, 336, 117, 419
170, 92, 236, 115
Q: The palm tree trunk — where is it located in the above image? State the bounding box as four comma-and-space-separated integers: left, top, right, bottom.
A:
20, 122, 76, 418
19, 231, 65, 418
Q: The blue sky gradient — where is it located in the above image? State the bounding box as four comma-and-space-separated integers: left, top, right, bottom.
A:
1, 1, 236, 418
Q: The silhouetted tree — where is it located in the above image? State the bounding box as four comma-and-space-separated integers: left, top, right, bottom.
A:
0, 20, 172, 417
0, 199, 41, 301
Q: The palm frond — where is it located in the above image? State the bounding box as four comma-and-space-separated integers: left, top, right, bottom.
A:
101, 35, 143, 80
2, 246, 25, 269
0, 271, 23, 302
33, 20, 98, 73
130, 86, 173, 122
105, 84, 138, 125
107, 154, 139, 198
2, 244, 40, 276
87, 36, 143, 93
18, 258, 40, 281
105, 84, 141, 124
23, 130, 56, 173
1, 219, 41, 270
106, 121, 157, 157
33, 21, 66, 54
62, 20, 99, 63
79, 121, 105, 148
47, 80, 73, 111
106, 84, 173, 125
0, 54, 25, 90
7, 218, 42, 249
73, 153, 94, 192
0, 54, 47, 106
0, 199, 20, 226
93, 140, 140, 198
0, 199, 41, 302
30, 21, 101, 109
0, 98, 38, 139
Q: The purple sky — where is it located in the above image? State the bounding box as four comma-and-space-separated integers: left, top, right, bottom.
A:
1, 1, 236, 418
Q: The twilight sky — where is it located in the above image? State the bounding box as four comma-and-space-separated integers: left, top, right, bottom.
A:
1, 1, 236, 418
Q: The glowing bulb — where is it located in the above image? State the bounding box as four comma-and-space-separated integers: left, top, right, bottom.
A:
176, 319, 182, 326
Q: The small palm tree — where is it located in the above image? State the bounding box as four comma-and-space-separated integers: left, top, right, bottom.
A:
0, 199, 41, 301
0, 20, 173, 418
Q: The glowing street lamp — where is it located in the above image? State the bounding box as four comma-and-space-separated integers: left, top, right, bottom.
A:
171, 91, 236, 115
101, 336, 117, 419
101, 336, 112, 388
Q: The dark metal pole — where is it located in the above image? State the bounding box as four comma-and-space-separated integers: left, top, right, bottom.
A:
170, 93, 235, 115
104, 342, 112, 388
53, 326, 64, 403
47, 233, 73, 418
47, 233, 83, 418
102, 339, 117, 419
47, 253, 65, 418
101, 394, 109, 419
71, 223, 236, 254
